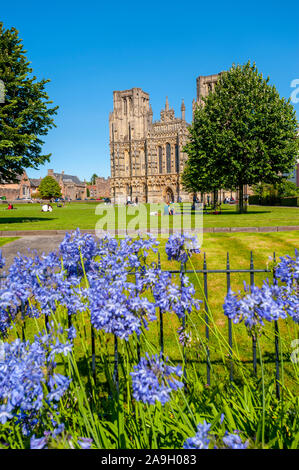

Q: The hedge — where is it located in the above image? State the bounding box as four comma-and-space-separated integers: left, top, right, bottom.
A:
248, 195, 299, 207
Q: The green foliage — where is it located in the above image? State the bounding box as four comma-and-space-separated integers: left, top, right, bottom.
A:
249, 194, 299, 207
0, 22, 58, 183
182, 61, 298, 212
252, 180, 299, 199
38, 175, 61, 200
31, 191, 41, 199
90, 173, 98, 185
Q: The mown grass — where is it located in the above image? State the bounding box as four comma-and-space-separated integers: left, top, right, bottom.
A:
0, 237, 19, 247
0, 202, 298, 231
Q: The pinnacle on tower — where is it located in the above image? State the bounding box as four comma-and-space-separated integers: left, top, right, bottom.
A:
181, 98, 186, 120
165, 96, 169, 111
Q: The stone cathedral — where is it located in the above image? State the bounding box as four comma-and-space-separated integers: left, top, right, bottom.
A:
109, 74, 220, 204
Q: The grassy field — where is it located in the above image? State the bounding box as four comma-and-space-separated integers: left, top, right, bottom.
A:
0, 201, 298, 231
0, 237, 19, 247
8, 230, 298, 391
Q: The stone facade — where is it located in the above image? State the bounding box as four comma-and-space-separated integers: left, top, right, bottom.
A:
47, 169, 87, 200
95, 177, 110, 198
109, 88, 191, 204
0, 171, 31, 200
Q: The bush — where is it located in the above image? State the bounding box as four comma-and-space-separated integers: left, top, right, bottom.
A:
249, 195, 299, 206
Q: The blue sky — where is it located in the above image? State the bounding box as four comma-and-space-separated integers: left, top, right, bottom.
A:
1, 0, 299, 181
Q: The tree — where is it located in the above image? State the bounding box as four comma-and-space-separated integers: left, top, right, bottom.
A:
38, 176, 61, 200
252, 179, 299, 198
0, 23, 58, 183
90, 173, 98, 185
182, 61, 298, 212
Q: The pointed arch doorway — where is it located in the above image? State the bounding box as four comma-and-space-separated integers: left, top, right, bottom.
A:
163, 186, 174, 203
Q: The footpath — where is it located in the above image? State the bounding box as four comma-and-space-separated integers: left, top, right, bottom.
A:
0, 225, 298, 267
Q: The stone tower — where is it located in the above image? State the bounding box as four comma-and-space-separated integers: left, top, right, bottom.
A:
110, 88, 190, 204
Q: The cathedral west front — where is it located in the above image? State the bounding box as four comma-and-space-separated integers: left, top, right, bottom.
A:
109, 74, 220, 204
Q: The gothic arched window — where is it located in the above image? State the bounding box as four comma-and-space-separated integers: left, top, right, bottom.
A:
166, 143, 171, 174
175, 145, 179, 173
158, 146, 162, 174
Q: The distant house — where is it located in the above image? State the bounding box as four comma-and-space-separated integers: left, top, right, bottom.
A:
29, 178, 42, 196
0, 171, 31, 201
86, 184, 97, 198
95, 177, 110, 198
47, 169, 87, 200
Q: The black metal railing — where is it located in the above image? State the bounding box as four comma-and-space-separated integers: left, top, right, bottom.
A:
1, 250, 283, 398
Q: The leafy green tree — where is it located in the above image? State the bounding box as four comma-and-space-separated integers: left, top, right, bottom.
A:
90, 173, 98, 185
39, 176, 61, 200
0, 23, 58, 183
182, 61, 298, 212
253, 179, 299, 199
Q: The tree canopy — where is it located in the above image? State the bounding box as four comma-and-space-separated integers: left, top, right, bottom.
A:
0, 23, 58, 183
90, 173, 98, 185
182, 61, 298, 212
38, 176, 61, 200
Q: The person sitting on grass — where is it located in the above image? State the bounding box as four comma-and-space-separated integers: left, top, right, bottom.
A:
41, 203, 53, 212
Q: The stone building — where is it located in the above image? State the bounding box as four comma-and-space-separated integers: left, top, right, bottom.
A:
0, 171, 31, 201
95, 176, 110, 198
47, 169, 87, 200
109, 88, 190, 204
29, 178, 42, 196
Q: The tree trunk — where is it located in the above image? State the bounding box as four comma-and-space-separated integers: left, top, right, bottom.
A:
238, 184, 244, 213
213, 189, 218, 210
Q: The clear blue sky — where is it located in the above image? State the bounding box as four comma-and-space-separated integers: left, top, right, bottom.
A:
2, 0, 299, 181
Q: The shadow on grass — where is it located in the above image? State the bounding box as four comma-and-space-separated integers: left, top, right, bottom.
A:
0, 217, 56, 224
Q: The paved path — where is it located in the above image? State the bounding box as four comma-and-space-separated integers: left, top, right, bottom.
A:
0, 225, 298, 267
0, 235, 66, 267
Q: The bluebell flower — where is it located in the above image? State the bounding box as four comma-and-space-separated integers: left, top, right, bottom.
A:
77, 437, 93, 449
275, 250, 299, 288
30, 435, 48, 449
165, 232, 200, 264
222, 431, 248, 449
0, 328, 72, 430
0, 250, 5, 269
183, 421, 212, 449
130, 353, 183, 405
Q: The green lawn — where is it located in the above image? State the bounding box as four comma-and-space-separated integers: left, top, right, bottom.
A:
144, 231, 299, 389
0, 237, 19, 247
0, 201, 298, 231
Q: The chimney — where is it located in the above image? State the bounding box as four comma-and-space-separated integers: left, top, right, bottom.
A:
61, 170, 64, 175
48, 169, 54, 176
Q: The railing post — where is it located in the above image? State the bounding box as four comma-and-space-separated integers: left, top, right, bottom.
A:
203, 253, 210, 386
158, 251, 164, 355
273, 252, 280, 400
180, 259, 187, 381
91, 325, 96, 384
226, 253, 233, 384
21, 300, 26, 341
113, 334, 119, 393
250, 251, 257, 377
135, 270, 141, 362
